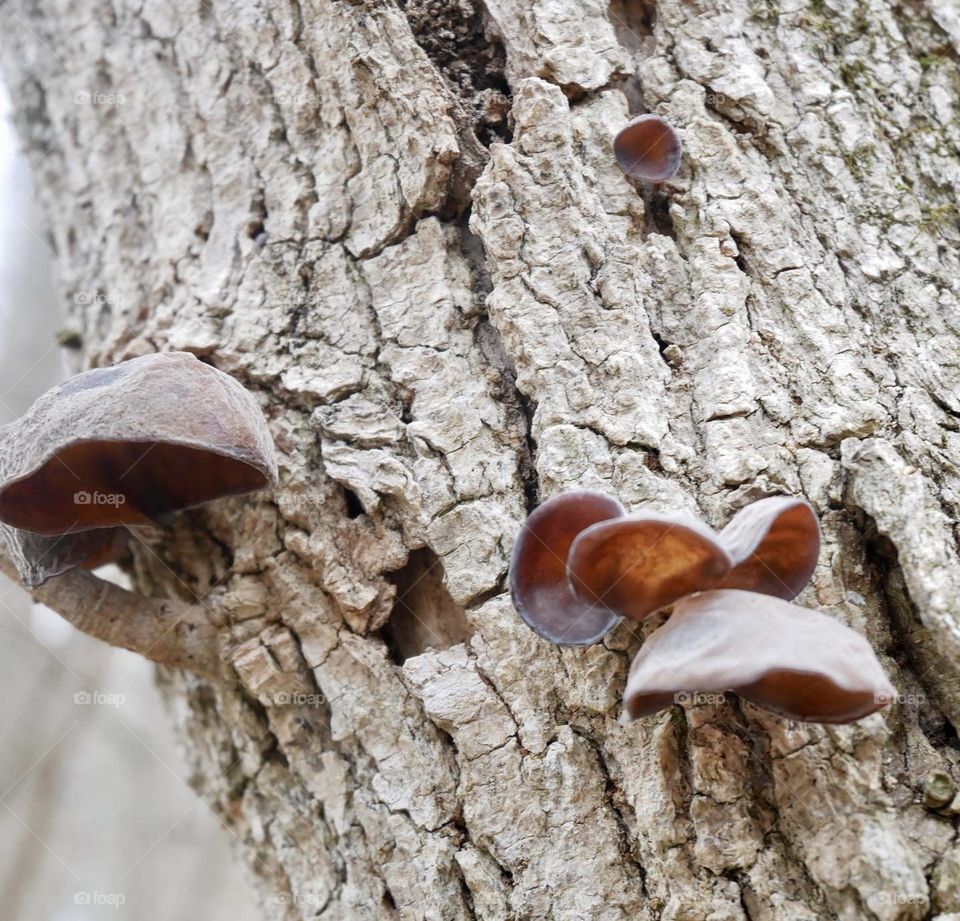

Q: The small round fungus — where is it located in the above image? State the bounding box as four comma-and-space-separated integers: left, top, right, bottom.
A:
613, 114, 682, 182
0, 352, 278, 536
509, 490, 626, 645
622, 589, 896, 724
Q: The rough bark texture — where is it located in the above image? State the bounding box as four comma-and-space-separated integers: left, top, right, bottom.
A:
2, 0, 960, 919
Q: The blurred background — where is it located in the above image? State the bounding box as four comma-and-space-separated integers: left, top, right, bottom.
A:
0, 85, 260, 921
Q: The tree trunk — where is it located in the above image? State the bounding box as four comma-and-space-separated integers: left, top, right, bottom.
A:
3, 0, 960, 918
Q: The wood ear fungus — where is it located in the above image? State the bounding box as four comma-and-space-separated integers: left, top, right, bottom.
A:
0, 352, 277, 587
715, 497, 821, 599
509, 490, 626, 645
509, 490, 894, 724
622, 589, 895, 724
566, 513, 731, 623
613, 114, 682, 182
0, 351, 278, 538
567, 497, 820, 623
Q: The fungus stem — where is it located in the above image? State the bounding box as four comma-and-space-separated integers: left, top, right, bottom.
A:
0, 549, 223, 679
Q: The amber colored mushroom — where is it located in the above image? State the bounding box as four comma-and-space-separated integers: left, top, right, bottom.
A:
0, 352, 278, 536
509, 490, 626, 645
622, 589, 895, 724
716, 497, 820, 599
566, 497, 821, 623
567, 513, 731, 623
613, 114, 682, 182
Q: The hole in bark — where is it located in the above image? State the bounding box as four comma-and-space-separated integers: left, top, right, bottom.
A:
342, 488, 364, 519
608, 0, 656, 51
643, 188, 676, 239
380, 547, 474, 663
731, 233, 752, 275
399, 0, 512, 145
652, 331, 672, 363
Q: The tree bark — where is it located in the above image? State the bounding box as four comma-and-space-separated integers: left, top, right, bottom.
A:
3, 0, 960, 918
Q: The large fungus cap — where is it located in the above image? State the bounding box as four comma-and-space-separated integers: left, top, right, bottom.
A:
0, 352, 278, 536
622, 589, 895, 724
567, 497, 821, 623
509, 490, 626, 645
613, 114, 683, 182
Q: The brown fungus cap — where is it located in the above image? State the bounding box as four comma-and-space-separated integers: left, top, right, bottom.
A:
613, 114, 682, 182
509, 490, 626, 645
0, 352, 278, 536
716, 497, 820, 599
567, 513, 731, 623
622, 589, 895, 724
567, 497, 821, 623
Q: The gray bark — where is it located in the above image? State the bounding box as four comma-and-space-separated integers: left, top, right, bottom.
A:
2, 0, 960, 919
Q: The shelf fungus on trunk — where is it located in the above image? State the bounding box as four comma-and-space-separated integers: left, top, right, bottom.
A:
621, 589, 896, 724
613, 114, 683, 182
509, 490, 895, 724
0, 351, 279, 677
509, 490, 626, 645
0, 351, 278, 539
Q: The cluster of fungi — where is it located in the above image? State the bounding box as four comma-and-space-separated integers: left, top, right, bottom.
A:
593, 115, 894, 724
510, 491, 895, 724
0, 129, 891, 733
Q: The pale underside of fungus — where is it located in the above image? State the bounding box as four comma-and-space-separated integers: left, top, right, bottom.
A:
622, 589, 896, 724
0, 523, 124, 589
